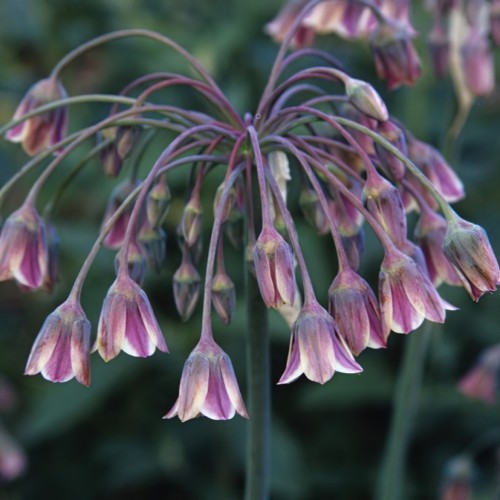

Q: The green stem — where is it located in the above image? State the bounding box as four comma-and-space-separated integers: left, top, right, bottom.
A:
244, 263, 271, 500
244, 168, 271, 500
376, 324, 431, 500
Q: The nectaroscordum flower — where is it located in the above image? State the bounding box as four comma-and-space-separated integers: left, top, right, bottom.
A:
443, 215, 500, 301
24, 299, 91, 386
279, 299, 362, 385
5, 77, 68, 156
0, 203, 48, 289
328, 268, 385, 356
379, 248, 446, 335
253, 225, 296, 309
93, 273, 168, 361
458, 344, 500, 404
164, 335, 248, 421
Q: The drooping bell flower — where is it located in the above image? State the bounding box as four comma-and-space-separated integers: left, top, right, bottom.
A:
370, 20, 422, 89
458, 344, 500, 404
460, 30, 495, 96
253, 225, 296, 309
363, 172, 407, 246
93, 273, 168, 361
428, 20, 450, 78
164, 334, 248, 421
443, 215, 500, 301
0, 203, 48, 289
414, 209, 461, 287
379, 248, 446, 335
328, 268, 386, 356
279, 299, 362, 385
101, 180, 139, 249
264, 0, 315, 50
25, 299, 91, 386
491, 0, 500, 46
374, 119, 407, 181
5, 77, 68, 156
408, 138, 464, 203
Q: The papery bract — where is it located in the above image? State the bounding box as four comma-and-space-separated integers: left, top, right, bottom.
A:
164, 336, 248, 421
25, 300, 91, 386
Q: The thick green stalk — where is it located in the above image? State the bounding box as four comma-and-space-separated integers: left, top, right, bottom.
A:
244, 265, 270, 500
244, 163, 271, 500
376, 324, 431, 500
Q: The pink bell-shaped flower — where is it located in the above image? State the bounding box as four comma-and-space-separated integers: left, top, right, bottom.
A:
164, 335, 248, 421
25, 299, 91, 386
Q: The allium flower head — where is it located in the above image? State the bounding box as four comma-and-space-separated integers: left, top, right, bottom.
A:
5, 77, 68, 156
0, 203, 48, 289
253, 225, 296, 309
25, 299, 91, 386
379, 249, 446, 335
443, 216, 500, 301
164, 336, 248, 421
328, 268, 385, 356
94, 274, 168, 361
279, 299, 362, 385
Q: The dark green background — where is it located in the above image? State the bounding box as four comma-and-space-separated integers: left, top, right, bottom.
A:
1, 1, 500, 498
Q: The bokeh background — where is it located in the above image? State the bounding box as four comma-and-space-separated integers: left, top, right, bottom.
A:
0, 1, 500, 499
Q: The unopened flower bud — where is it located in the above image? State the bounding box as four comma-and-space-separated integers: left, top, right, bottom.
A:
180, 196, 203, 248
253, 225, 296, 309
443, 216, 500, 301
345, 77, 388, 121
299, 187, 328, 234
43, 222, 60, 293
115, 125, 141, 160
213, 183, 236, 224
0, 203, 48, 289
147, 176, 171, 229
139, 226, 167, 273
115, 238, 146, 285
374, 120, 407, 181
370, 21, 421, 89
5, 77, 68, 156
98, 128, 122, 178
173, 252, 201, 321
212, 272, 236, 325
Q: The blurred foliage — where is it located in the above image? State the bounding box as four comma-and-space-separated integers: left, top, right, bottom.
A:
1, 1, 500, 499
